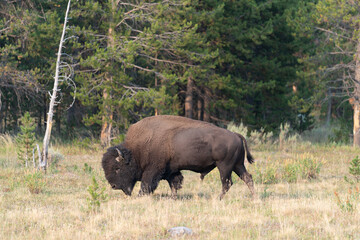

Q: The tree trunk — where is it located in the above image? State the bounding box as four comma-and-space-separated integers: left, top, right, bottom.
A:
203, 87, 211, 122
4, 99, 8, 132
185, 77, 194, 119
43, 94, 47, 129
197, 97, 203, 120
353, 103, 360, 146
354, 41, 360, 147
155, 74, 159, 116
0, 92, 2, 133
37, 107, 42, 134
42, 0, 72, 169
100, 0, 115, 147
154, 52, 159, 116
326, 88, 332, 126
100, 88, 113, 147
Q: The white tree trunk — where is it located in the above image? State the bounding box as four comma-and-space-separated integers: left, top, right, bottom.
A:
42, 0, 71, 169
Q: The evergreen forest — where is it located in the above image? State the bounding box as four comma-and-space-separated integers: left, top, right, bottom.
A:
1, 0, 359, 146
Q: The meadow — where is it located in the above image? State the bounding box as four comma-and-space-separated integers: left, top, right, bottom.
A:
0, 134, 360, 239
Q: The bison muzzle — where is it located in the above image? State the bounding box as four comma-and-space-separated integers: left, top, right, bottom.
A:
102, 115, 255, 199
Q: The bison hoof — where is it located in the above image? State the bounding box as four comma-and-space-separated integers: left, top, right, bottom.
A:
218, 193, 225, 200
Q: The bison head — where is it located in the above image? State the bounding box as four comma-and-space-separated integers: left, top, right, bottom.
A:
102, 144, 138, 196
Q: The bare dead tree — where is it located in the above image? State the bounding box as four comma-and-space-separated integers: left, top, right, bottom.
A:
41, 0, 73, 170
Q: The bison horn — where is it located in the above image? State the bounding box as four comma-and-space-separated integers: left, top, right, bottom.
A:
115, 147, 124, 162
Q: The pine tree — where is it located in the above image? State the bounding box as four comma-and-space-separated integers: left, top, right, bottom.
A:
16, 112, 36, 167
291, 0, 360, 145
71, 0, 198, 145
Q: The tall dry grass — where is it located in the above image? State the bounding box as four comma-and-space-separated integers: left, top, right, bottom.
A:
0, 134, 17, 168
1, 142, 360, 239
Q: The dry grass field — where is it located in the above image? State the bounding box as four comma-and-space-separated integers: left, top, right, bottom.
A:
1, 136, 360, 239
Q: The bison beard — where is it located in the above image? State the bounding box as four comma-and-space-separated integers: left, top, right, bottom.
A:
102, 115, 255, 199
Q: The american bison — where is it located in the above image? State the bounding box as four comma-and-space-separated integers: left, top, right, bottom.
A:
102, 115, 255, 199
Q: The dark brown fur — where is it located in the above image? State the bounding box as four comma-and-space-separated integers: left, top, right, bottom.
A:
102, 115, 255, 199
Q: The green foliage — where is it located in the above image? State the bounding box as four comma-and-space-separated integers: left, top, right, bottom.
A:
227, 122, 274, 150
249, 128, 274, 150
344, 156, 360, 184
0, 0, 343, 141
335, 156, 360, 212
283, 162, 299, 183
73, 137, 95, 150
329, 120, 352, 144
349, 157, 360, 181
288, 95, 314, 132
111, 134, 126, 145
83, 163, 93, 174
253, 154, 322, 184
86, 175, 108, 212
334, 188, 360, 213
253, 163, 279, 185
282, 157, 321, 183
24, 170, 46, 194
290, 0, 359, 131
279, 123, 290, 148
0, 134, 16, 167
16, 112, 36, 167
299, 157, 322, 180
227, 122, 248, 137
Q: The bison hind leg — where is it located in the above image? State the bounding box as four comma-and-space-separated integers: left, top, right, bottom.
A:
167, 172, 184, 199
234, 164, 256, 197
217, 164, 234, 200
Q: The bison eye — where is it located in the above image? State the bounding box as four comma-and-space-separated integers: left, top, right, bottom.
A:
115, 168, 120, 174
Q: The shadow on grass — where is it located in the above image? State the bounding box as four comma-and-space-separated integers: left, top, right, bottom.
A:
259, 189, 314, 200
152, 192, 212, 201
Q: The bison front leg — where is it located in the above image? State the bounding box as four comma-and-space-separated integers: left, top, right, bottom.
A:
139, 169, 163, 196
166, 172, 184, 199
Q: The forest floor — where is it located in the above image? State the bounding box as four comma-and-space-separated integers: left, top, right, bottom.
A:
0, 141, 360, 239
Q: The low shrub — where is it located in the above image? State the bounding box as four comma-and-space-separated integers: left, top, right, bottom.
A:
335, 156, 360, 212
16, 112, 36, 167
0, 134, 17, 168
329, 120, 352, 144
344, 156, 360, 184
87, 175, 108, 212
283, 161, 299, 183
83, 163, 93, 174
334, 187, 360, 212
279, 123, 290, 149
252, 154, 322, 184
48, 149, 65, 170
24, 170, 46, 194
299, 157, 322, 180
253, 163, 279, 184
227, 122, 248, 137
249, 128, 274, 150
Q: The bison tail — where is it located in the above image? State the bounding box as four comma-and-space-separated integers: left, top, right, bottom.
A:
234, 133, 254, 164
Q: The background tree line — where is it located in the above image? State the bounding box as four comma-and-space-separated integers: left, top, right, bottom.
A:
0, 0, 357, 146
